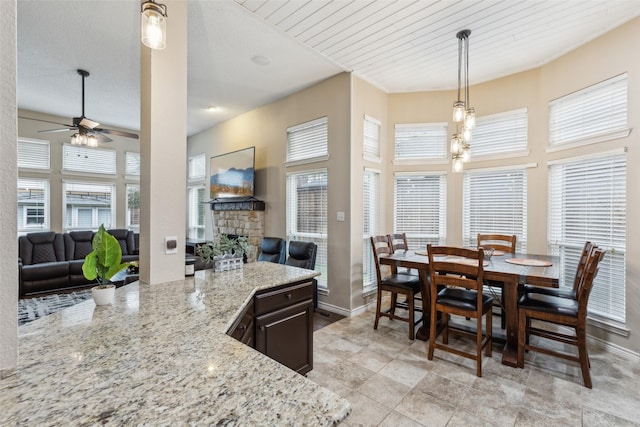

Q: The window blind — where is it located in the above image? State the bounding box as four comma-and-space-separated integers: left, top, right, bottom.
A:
17, 177, 49, 233
63, 144, 117, 175
363, 115, 381, 159
63, 181, 115, 230
286, 169, 328, 288
549, 74, 627, 146
363, 169, 381, 290
462, 168, 527, 251
126, 184, 140, 231
125, 152, 141, 176
393, 173, 446, 249
287, 117, 328, 162
17, 138, 50, 170
471, 108, 528, 157
188, 153, 206, 181
188, 185, 206, 239
548, 153, 626, 323
394, 123, 447, 160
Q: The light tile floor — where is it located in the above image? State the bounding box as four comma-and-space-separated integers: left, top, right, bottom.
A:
308, 310, 640, 426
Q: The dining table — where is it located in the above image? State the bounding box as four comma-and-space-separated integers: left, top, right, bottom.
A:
379, 249, 559, 367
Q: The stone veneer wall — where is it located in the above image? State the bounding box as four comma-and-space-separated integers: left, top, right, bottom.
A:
213, 210, 264, 263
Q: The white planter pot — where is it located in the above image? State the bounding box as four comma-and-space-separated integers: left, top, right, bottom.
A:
92, 284, 116, 306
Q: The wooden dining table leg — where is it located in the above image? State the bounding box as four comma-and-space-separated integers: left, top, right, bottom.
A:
415, 267, 431, 341
501, 279, 520, 367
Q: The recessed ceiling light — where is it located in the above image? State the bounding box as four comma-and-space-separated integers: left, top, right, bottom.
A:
207, 105, 219, 112
251, 55, 271, 66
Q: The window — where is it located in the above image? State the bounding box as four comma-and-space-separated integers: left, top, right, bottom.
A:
470, 108, 528, 157
548, 152, 626, 325
393, 173, 446, 248
187, 185, 206, 239
63, 144, 117, 175
463, 167, 527, 250
549, 74, 628, 147
63, 181, 115, 231
363, 115, 381, 160
126, 152, 141, 176
17, 178, 49, 233
126, 184, 140, 231
286, 117, 328, 163
363, 169, 381, 290
18, 138, 50, 170
394, 123, 447, 161
286, 169, 328, 288
188, 153, 206, 181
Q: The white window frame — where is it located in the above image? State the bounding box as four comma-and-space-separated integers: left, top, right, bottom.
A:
187, 184, 207, 240
286, 117, 329, 167
363, 115, 381, 162
126, 184, 140, 232
125, 152, 141, 178
394, 123, 448, 165
363, 168, 381, 292
17, 177, 50, 234
188, 153, 206, 182
393, 172, 447, 248
470, 108, 529, 159
63, 181, 116, 231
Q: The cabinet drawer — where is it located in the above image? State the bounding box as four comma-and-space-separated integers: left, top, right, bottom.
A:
255, 281, 313, 315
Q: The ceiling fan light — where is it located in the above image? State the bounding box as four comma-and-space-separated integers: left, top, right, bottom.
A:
141, 1, 167, 50
87, 134, 98, 147
70, 133, 80, 145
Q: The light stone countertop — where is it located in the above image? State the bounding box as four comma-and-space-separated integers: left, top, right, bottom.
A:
0, 262, 351, 426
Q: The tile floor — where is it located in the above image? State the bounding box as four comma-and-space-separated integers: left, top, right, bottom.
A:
308, 309, 640, 426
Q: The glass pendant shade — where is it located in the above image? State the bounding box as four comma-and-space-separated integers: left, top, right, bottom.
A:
87, 134, 99, 147
464, 107, 475, 129
141, 1, 167, 50
450, 133, 462, 153
452, 155, 464, 172
462, 126, 472, 143
452, 101, 465, 122
461, 145, 471, 162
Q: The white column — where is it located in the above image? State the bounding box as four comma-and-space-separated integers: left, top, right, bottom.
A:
0, 0, 18, 371
139, 0, 187, 285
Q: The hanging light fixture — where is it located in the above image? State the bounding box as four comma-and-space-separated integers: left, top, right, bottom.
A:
70, 130, 98, 148
141, 0, 168, 50
450, 29, 474, 172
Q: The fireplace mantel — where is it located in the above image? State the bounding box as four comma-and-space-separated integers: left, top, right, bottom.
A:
209, 196, 265, 212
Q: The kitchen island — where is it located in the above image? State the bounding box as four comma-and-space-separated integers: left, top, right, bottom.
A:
0, 262, 350, 425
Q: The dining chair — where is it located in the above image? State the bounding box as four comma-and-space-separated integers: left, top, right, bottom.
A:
387, 232, 420, 309
371, 235, 422, 340
524, 241, 594, 299
517, 246, 605, 388
477, 233, 517, 329
427, 245, 493, 377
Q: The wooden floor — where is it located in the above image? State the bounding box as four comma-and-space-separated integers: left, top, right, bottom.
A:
313, 308, 344, 331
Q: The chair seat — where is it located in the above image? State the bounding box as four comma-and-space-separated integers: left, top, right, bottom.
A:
437, 287, 493, 312
524, 284, 576, 299
518, 292, 579, 316
381, 273, 421, 292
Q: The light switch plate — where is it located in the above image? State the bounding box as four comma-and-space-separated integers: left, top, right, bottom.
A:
337, 211, 345, 222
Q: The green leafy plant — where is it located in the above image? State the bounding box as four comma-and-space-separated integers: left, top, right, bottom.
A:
196, 235, 250, 265
82, 225, 136, 288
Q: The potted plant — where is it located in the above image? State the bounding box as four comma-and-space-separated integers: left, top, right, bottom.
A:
82, 224, 136, 306
196, 235, 249, 271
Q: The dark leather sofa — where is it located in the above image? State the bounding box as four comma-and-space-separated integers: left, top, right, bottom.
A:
19, 229, 139, 296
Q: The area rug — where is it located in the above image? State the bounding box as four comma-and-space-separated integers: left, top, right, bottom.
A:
18, 290, 93, 326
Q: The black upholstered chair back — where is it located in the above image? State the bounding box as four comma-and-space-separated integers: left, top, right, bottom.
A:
257, 237, 286, 264
19, 232, 65, 265
64, 231, 95, 260
107, 229, 136, 255
285, 241, 317, 270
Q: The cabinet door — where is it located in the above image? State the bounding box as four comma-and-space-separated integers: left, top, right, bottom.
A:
227, 302, 254, 347
255, 299, 313, 375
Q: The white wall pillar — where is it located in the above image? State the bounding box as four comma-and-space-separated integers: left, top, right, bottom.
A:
0, 0, 18, 371
139, 0, 188, 285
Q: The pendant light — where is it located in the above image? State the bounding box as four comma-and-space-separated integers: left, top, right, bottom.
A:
450, 29, 474, 172
141, 0, 168, 50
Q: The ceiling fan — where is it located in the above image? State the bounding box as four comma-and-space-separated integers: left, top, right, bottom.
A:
20, 69, 139, 145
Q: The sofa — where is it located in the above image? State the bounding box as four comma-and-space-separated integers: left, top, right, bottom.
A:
19, 229, 139, 296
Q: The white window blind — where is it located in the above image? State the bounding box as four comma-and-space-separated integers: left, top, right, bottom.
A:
363, 169, 381, 290
394, 123, 447, 161
548, 153, 626, 323
188, 185, 206, 239
63, 181, 115, 231
549, 74, 627, 146
471, 108, 528, 157
126, 152, 141, 176
463, 168, 527, 251
17, 138, 50, 170
126, 184, 140, 231
286, 169, 328, 288
393, 173, 446, 249
17, 178, 49, 233
188, 153, 206, 181
287, 117, 328, 163
63, 144, 117, 175
363, 115, 381, 160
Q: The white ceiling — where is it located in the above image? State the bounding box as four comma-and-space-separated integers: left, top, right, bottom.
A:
16, 0, 640, 137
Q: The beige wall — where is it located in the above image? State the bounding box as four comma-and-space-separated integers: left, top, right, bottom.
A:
188, 72, 352, 310
16, 110, 140, 232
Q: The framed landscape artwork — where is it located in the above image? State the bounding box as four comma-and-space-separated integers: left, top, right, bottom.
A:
210, 147, 255, 199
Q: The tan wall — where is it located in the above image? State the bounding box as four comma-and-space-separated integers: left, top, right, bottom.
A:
17, 110, 141, 233
188, 72, 352, 310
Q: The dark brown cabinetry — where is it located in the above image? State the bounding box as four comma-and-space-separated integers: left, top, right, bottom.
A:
227, 279, 314, 375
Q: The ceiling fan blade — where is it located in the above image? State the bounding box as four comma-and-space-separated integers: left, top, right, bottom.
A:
79, 117, 100, 129
38, 127, 77, 133
18, 116, 74, 128
95, 133, 113, 143
95, 128, 139, 139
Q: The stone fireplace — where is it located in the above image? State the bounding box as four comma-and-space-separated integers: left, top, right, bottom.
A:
213, 209, 264, 263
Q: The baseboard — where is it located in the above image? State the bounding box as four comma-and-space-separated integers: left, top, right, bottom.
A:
589, 334, 640, 362
317, 298, 376, 318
